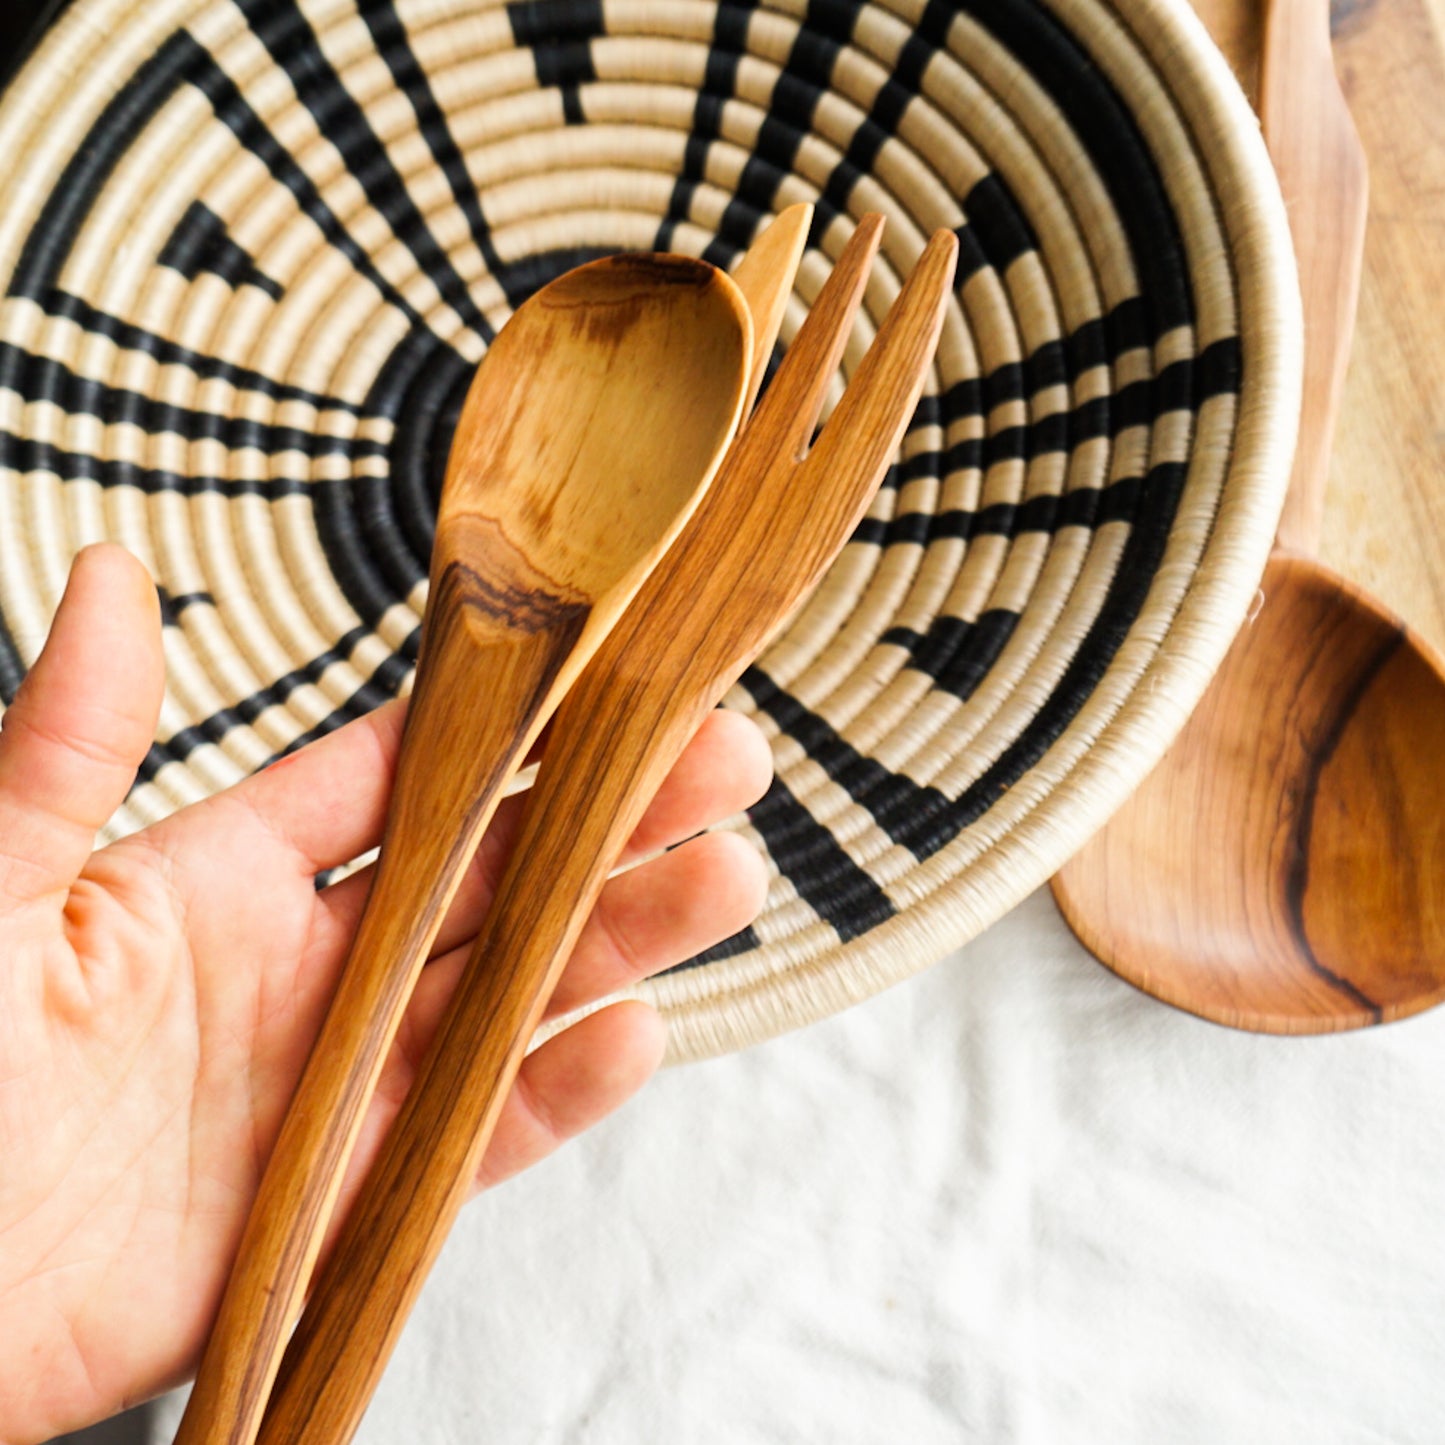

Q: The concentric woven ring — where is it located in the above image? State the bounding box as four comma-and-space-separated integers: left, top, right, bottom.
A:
0, 0, 1300, 1060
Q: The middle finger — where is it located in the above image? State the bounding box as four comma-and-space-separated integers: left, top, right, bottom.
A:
384, 828, 768, 1089
312, 708, 771, 966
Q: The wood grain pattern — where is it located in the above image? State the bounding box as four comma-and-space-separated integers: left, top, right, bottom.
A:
1052, 0, 1445, 1032
254, 220, 959, 1445
175, 256, 752, 1445
1057, 552, 1445, 1030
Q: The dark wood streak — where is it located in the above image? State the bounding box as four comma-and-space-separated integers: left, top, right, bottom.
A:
571, 252, 719, 291
1283, 626, 1404, 1017
560, 258, 723, 347
438, 556, 590, 637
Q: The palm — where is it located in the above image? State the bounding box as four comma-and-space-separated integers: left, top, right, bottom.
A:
0, 548, 770, 1442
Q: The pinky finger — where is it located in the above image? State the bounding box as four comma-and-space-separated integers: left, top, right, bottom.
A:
473, 1001, 666, 1193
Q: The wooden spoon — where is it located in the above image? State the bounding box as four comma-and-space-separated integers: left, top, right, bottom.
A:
257, 219, 959, 1444
1051, 0, 1445, 1032
176, 254, 754, 1445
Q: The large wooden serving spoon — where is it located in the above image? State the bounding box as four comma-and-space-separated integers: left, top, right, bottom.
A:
256, 219, 959, 1445
176, 254, 754, 1445
1052, 0, 1445, 1032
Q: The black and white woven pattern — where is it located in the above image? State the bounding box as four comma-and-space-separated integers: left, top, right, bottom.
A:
0, 0, 1298, 1058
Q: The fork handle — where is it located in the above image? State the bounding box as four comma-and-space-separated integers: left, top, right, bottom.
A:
176, 566, 583, 1445
258, 653, 720, 1445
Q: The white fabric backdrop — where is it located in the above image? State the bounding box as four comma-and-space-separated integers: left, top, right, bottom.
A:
152, 889, 1445, 1443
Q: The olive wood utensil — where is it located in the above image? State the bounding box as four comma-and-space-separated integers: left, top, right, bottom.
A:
1052, 0, 1445, 1031
176, 254, 753, 1445
258, 218, 959, 1444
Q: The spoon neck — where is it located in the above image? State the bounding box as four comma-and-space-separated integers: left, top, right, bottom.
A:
379, 598, 587, 886
1273, 449, 1327, 558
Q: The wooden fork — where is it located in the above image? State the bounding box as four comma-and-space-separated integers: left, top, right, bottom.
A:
257, 216, 959, 1444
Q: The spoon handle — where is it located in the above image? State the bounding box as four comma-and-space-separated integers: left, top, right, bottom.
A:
175, 588, 578, 1445
259, 615, 757, 1445
256, 222, 957, 1445
1261, 0, 1369, 556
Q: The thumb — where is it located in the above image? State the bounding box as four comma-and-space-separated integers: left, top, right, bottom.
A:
0, 544, 165, 908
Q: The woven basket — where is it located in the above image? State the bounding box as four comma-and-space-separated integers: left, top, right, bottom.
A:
0, 0, 1299, 1061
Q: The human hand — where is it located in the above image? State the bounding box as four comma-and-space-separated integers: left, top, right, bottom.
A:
0, 545, 771, 1442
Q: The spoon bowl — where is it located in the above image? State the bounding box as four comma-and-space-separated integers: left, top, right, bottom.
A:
436, 256, 751, 611
1056, 550, 1445, 1032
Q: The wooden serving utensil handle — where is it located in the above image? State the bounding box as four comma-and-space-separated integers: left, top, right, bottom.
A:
1260, 0, 1369, 557
176, 583, 582, 1445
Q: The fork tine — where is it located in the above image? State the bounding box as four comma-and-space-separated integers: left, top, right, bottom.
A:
747, 212, 885, 460
729, 202, 813, 416
801, 229, 958, 491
